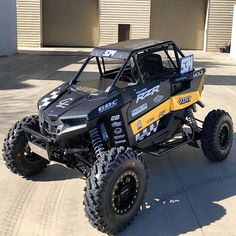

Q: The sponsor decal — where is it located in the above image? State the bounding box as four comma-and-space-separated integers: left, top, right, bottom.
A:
153, 95, 164, 104
174, 76, 188, 82
114, 127, 123, 135
115, 139, 127, 144
111, 121, 122, 128
178, 96, 192, 105
99, 99, 118, 113
114, 134, 125, 140
39, 90, 60, 109
131, 103, 148, 117
147, 117, 155, 125
135, 120, 160, 142
180, 55, 194, 75
110, 114, 127, 145
159, 109, 166, 117
56, 98, 74, 109
102, 50, 118, 58
136, 85, 160, 103
76, 85, 98, 94
137, 120, 142, 130
111, 115, 120, 121
193, 69, 205, 79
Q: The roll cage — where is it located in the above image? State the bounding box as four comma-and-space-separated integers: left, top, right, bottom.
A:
70, 41, 185, 93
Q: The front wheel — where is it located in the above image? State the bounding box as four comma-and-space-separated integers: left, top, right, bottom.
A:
2, 115, 49, 177
84, 147, 147, 235
201, 109, 233, 161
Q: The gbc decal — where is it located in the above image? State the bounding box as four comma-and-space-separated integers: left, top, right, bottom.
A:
136, 85, 160, 103
178, 96, 192, 105
135, 120, 160, 142
98, 99, 118, 113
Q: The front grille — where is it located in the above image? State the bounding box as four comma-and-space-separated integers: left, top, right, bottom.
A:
38, 111, 60, 138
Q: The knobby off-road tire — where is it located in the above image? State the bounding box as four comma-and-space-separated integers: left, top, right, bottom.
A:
84, 147, 147, 235
2, 115, 49, 177
201, 109, 233, 162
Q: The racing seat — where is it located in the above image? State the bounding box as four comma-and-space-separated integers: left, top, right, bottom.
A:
138, 54, 164, 81
131, 53, 164, 82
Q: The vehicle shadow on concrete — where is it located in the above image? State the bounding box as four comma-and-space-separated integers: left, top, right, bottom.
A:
119, 133, 236, 236
29, 163, 85, 182
0, 54, 85, 90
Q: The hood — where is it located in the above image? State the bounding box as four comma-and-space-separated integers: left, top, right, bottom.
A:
38, 83, 107, 121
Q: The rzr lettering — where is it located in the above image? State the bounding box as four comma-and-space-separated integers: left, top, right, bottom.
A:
136, 85, 160, 103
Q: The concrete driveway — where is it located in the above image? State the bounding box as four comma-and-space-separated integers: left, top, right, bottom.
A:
0, 51, 236, 236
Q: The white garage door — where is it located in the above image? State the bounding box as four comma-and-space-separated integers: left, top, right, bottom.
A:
150, 0, 207, 49
43, 0, 99, 47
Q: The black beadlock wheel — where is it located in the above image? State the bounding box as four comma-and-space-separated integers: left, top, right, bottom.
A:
83, 147, 147, 235
201, 109, 233, 162
2, 115, 49, 177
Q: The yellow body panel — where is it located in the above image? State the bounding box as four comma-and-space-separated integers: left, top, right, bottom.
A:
131, 99, 171, 135
130, 76, 205, 135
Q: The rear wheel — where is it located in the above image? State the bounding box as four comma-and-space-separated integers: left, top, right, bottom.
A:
84, 147, 147, 235
201, 109, 233, 161
2, 115, 49, 177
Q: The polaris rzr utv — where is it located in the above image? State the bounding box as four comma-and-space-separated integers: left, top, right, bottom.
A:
3, 39, 233, 235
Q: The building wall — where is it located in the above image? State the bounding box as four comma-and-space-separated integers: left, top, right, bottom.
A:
230, 5, 236, 58
99, 0, 151, 46
0, 0, 17, 55
16, 0, 41, 48
206, 0, 236, 52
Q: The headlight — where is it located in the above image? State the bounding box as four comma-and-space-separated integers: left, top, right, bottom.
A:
62, 117, 87, 127
56, 116, 87, 136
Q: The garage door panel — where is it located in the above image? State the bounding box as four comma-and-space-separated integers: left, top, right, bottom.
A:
43, 0, 99, 47
150, 0, 206, 49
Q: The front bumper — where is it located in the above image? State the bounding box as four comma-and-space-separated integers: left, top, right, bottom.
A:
23, 126, 53, 161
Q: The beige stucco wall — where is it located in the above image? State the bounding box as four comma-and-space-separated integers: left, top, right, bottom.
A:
99, 0, 151, 46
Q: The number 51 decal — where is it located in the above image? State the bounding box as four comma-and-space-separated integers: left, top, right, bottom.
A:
180, 55, 194, 75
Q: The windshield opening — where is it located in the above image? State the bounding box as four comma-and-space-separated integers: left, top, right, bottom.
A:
75, 56, 139, 93
75, 56, 126, 93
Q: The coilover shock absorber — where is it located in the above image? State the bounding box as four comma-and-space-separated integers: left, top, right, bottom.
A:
186, 106, 199, 132
89, 127, 105, 159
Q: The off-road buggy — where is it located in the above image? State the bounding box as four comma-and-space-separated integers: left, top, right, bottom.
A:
3, 39, 234, 235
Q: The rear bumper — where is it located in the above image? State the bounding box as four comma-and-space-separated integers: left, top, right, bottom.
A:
23, 126, 53, 161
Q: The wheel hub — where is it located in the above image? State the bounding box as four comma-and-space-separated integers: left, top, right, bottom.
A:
111, 170, 139, 214
218, 124, 230, 150
18, 143, 42, 163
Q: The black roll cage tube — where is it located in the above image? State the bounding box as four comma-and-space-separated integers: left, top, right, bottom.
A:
70, 41, 185, 93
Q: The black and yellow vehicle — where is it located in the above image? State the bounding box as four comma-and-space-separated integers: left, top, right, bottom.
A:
3, 39, 234, 234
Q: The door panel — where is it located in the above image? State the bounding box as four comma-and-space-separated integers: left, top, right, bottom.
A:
150, 0, 206, 49
43, 0, 99, 47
